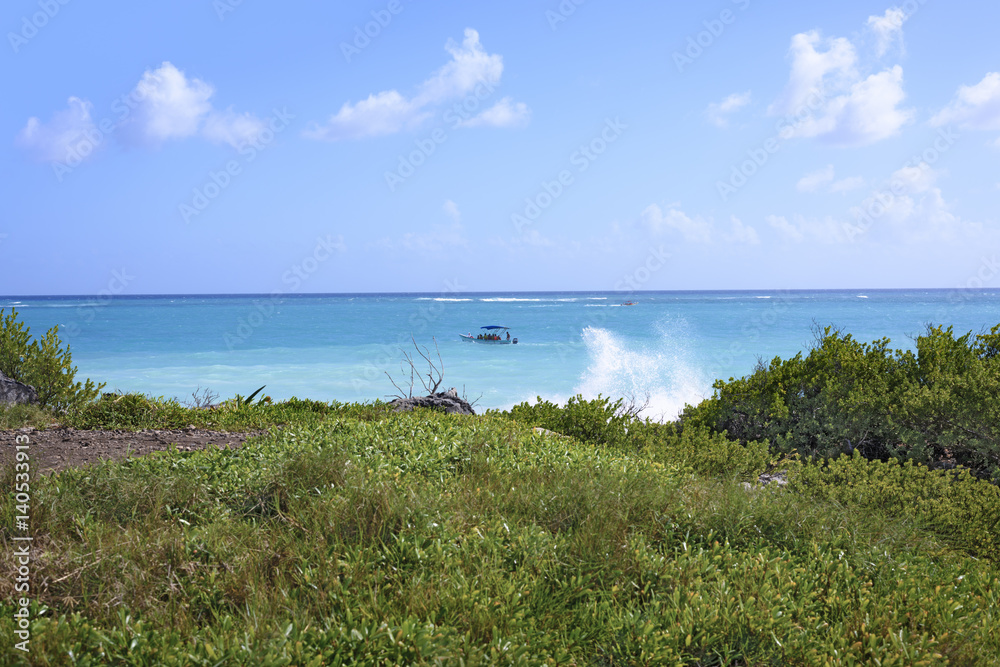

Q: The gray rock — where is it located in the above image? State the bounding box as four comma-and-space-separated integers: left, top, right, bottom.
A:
0, 371, 38, 406
388, 387, 475, 415
757, 471, 788, 487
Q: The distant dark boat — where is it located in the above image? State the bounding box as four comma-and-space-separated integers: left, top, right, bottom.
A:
460, 325, 517, 344
621, 301, 637, 306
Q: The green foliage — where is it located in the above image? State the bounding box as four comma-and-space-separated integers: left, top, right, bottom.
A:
683, 323, 1000, 479
67, 392, 391, 431
790, 452, 1000, 561
642, 422, 772, 481
1, 409, 998, 664
502, 394, 771, 481
0, 307, 103, 412
505, 394, 634, 448
0, 402, 54, 429
232, 384, 269, 407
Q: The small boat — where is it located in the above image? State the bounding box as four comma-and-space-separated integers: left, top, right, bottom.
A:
460, 325, 517, 344
621, 301, 637, 306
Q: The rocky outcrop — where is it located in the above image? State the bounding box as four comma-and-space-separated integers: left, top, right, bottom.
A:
0, 371, 38, 406
388, 387, 475, 415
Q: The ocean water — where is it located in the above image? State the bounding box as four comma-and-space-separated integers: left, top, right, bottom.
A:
3, 290, 999, 420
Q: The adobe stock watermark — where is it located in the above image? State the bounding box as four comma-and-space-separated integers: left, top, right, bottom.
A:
704, 291, 794, 382
8, 0, 72, 54
511, 117, 627, 233
384, 77, 501, 192
11, 433, 33, 653
52, 78, 160, 183
673, 0, 751, 73
223, 235, 344, 350
340, 0, 411, 62
930, 255, 1000, 324
843, 127, 959, 242
63, 268, 135, 339
352, 278, 469, 394
179, 108, 294, 223
716, 88, 829, 202
546, 0, 587, 31
551, 245, 670, 364
213, 0, 247, 21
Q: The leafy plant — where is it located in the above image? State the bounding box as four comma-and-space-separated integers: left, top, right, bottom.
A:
682, 323, 1000, 479
0, 307, 103, 412
232, 385, 269, 407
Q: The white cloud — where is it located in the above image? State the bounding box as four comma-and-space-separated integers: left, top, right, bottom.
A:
770, 25, 913, 146
797, 165, 864, 193
302, 91, 424, 141
930, 72, 1000, 131
459, 97, 530, 128
867, 8, 906, 57
725, 216, 760, 245
705, 91, 751, 128
797, 165, 835, 192
16, 96, 100, 162
376, 220, 468, 255
641, 204, 712, 243
846, 165, 988, 244
767, 215, 804, 242
443, 199, 461, 223
306, 29, 527, 141
201, 109, 267, 148
768, 31, 856, 116
641, 205, 756, 245
118, 62, 265, 149
414, 28, 503, 106
125, 62, 215, 145
829, 175, 866, 193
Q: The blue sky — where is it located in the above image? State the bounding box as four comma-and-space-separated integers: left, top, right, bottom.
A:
4, 0, 999, 294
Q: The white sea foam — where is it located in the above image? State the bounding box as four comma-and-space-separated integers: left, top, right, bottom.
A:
574, 324, 710, 422
479, 297, 541, 302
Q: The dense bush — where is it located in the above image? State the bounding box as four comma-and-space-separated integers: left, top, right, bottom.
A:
502, 395, 771, 481
683, 324, 1000, 480
0, 307, 103, 412
504, 394, 635, 448
790, 452, 1000, 561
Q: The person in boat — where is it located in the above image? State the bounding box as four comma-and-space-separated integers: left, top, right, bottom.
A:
506, 331, 511, 340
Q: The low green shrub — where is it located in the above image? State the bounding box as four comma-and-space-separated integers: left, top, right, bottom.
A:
65, 393, 390, 431
504, 394, 634, 448
639, 422, 771, 481
789, 452, 1000, 560
0, 402, 54, 429
683, 324, 1000, 480
71, 393, 188, 430
0, 307, 103, 412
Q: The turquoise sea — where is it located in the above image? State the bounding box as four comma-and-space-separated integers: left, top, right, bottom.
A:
3, 290, 999, 420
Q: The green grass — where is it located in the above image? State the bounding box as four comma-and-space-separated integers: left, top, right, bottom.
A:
2, 408, 998, 665
0, 393, 392, 431
0, 402, 54, 430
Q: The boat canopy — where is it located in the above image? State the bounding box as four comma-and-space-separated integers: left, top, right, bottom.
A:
481, 325, 509, 330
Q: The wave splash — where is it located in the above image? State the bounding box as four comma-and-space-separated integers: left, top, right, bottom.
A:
574, 325, 710, 422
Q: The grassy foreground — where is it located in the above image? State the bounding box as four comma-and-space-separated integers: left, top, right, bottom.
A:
2, 398, 999, 665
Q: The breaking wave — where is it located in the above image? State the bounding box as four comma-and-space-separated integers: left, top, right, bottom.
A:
574, 324, 710, 421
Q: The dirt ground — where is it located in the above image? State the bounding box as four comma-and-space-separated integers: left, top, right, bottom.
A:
0, 427, 265, 475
